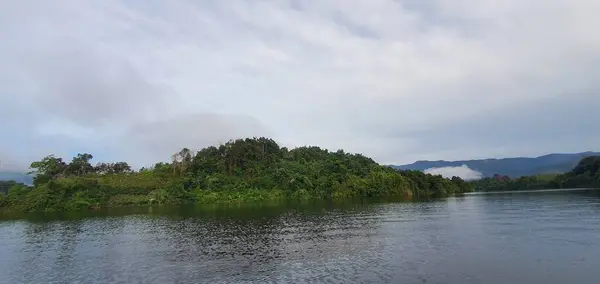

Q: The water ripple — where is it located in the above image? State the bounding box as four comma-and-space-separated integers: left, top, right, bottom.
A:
1, 190, 600, 283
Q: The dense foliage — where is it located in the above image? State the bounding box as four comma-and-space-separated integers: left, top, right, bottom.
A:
1, 181, 18, 195
0, 138, 473, 212
470, 156, 600, 191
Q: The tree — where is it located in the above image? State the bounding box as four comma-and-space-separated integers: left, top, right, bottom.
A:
171, 148, 193, 176
95, 162, 111, 175
0, 180, 18, 195
573, 156, 600, 176
112, 162, 132, 174
95, 162, 132, 174
66, 153, 94, 176
28, 155, 68, 186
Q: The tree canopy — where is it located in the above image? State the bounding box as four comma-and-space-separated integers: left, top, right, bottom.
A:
1, 137, 473, 212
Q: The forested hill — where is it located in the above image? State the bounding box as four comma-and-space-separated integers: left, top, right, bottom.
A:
391, 152, 600, 178
0, 137, 473, 213
470, 156, 600, 192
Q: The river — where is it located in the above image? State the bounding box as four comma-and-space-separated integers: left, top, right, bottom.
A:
1, 189, 599, 284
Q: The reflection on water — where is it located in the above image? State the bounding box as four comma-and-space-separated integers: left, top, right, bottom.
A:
1, 190, 600, 284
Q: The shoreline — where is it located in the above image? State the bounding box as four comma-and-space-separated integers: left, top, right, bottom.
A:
466, 187, 598, 195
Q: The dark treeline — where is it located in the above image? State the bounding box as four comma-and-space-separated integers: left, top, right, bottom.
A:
470, 156, 600, 191
0, 181, 22, 195
0, 137, 473, 212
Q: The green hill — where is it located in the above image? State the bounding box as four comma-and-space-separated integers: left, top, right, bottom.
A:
0, 137, 473, 212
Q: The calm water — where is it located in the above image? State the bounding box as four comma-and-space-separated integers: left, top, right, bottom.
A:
1, 190, 600, 284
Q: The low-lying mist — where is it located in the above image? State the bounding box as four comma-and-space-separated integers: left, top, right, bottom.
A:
424, 165, 483, 180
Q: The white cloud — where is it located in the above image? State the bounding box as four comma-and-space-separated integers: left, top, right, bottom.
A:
1, 0, 600, 169
424, 165, 483, 180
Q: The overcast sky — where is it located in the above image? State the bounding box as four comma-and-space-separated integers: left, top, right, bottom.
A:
1, 0, 600, 171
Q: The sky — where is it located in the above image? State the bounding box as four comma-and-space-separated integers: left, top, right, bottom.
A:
1, 0, 600, 172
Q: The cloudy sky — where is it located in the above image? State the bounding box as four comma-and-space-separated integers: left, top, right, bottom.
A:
1, 0, 600, 171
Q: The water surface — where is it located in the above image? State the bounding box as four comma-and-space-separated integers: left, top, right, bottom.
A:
1, 190, 599, 284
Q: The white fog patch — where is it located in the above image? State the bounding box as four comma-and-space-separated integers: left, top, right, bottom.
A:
424, 165, 483, 180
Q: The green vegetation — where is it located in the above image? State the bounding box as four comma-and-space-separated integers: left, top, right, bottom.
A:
470, 156, 600, 191
1, 181, 26, 207
1, 180, 23, 195
0, 137, 473, 212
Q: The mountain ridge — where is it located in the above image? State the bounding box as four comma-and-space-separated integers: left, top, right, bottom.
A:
391, 151, 600, 178
0, 171, 33, 185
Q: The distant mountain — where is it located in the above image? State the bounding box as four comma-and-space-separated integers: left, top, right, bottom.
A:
0, 171, 33, 185
391, 151, 600, 178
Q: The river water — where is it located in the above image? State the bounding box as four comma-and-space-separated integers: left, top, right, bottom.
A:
1, 189, 599, 284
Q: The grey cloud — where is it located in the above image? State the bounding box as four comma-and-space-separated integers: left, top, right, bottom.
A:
0, 133, 84, 171
122, 114, 271, 167
1, 0, 600, 169
381, 95, 600, 162
0, 151, 23, 172
3, 113, 271, 170
19, 45, 171, 127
